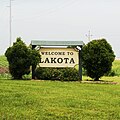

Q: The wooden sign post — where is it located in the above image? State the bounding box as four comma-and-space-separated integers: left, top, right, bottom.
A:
31, 40, 84, 80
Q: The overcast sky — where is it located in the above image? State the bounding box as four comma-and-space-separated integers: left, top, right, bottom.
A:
0, 0, 120, 57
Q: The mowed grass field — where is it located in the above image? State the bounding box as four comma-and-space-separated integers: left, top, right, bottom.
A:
0, 56, 120, 119
0, 79, 120, 120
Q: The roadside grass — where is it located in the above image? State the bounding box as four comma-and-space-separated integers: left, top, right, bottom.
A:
0, 79, 120, 120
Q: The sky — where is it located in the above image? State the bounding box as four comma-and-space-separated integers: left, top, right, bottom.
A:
0, 0, 120, 57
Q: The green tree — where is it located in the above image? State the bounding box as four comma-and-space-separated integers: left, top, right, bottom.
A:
5, 37, 40, 79
82, 39, 115, 81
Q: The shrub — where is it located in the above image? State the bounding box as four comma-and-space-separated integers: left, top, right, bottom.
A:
5, 37, 40, 79
82, 68, 87, 76
35, 67, 79, 81
82, 38, 115, 81
105, 70, 116, 77
61, 68, 80, 81
35, 68, 53, 80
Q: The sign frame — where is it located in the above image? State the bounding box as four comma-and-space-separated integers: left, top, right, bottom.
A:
31, 40, 84, 81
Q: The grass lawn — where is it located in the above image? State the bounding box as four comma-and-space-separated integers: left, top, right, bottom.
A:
83, 76, 120, 83
0, 78, 120, 120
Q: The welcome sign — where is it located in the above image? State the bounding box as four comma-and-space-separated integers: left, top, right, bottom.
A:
39, 48, 79, 67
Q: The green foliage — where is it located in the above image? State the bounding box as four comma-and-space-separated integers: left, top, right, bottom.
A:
61, 68, 80, 81
35, 67, 79, 81
5, 37, 40, 79
82, 38, 115, 80
30, 49, 40, 66
105, 70, 116, 77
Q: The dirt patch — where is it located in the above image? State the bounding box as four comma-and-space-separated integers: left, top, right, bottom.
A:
0, 67, 9, 74
81, 80, 118, 85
